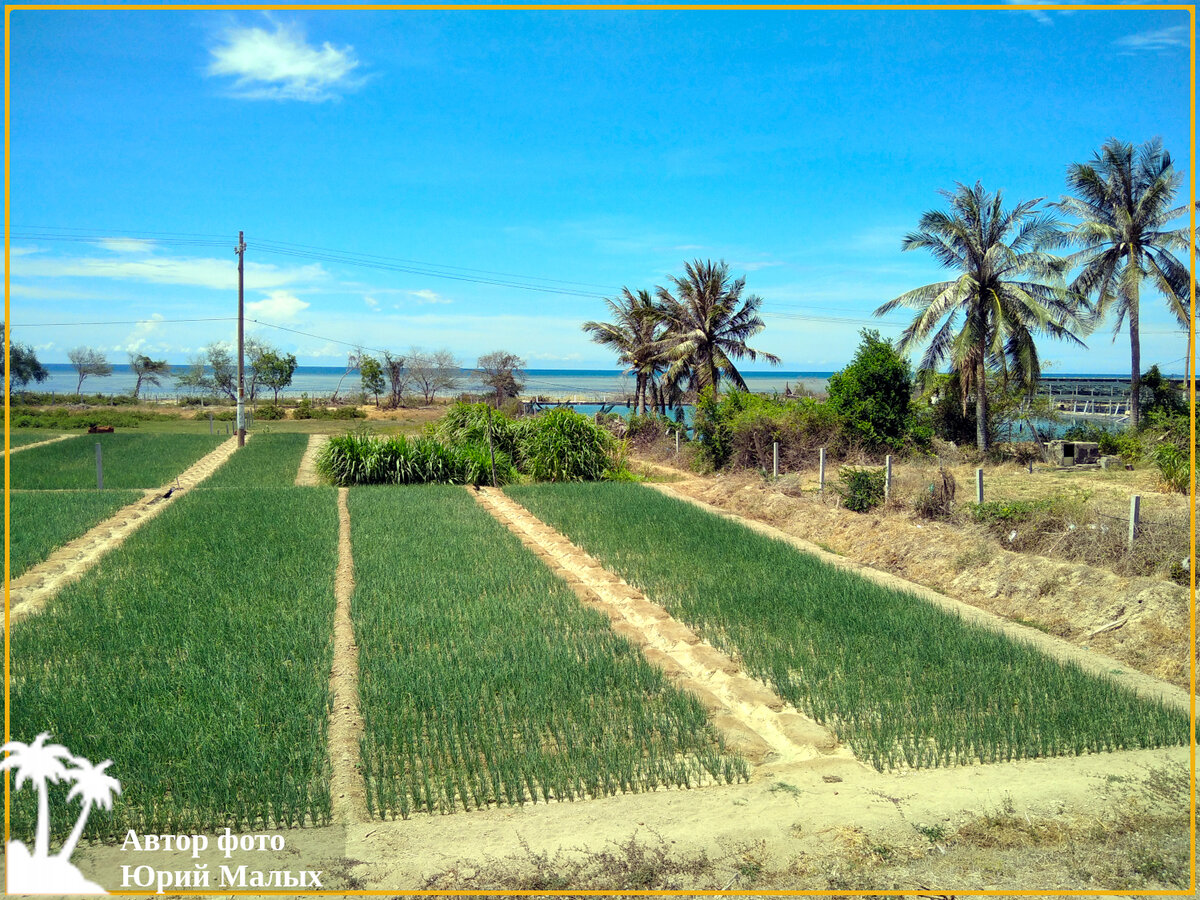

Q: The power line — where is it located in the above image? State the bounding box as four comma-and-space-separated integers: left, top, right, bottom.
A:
16, 317, 234, 327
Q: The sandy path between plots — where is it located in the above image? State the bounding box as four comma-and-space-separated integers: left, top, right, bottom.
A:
327, 487, 368, 825
4, 433, 79, 455
6, 436, 244, 626
295, 434, 330, 486
476, 486, 858, 773
639, 478, 1190, 715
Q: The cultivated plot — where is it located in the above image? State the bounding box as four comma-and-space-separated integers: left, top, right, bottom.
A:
198, 432, 311, 489
507, 483, 1190, 771
5, 429, 73, 449
9, 433, 225, 490
8, 490, 143, 578
10, 486, 340, 840
349, 485, 747, 819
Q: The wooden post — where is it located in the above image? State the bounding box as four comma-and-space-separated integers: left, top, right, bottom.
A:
1128, 495, 1140, 548
675, 430, 680, 454
884, 455, 892, 501
95, 443, 103, 490
976, 468, 984, 504
773, 441, 779, 479
209, 412, 214, 435
819, 447, 826, 492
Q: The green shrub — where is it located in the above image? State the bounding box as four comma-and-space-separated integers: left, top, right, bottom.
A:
1152, 444, 1190, 494
524, 408, 616, 482
826, 329, 913, 449
8, 407, 179, 429
967, 498, 1057, 526
253, 404, 287, 420
316, 431, 516, 487
838, 467, 886, 512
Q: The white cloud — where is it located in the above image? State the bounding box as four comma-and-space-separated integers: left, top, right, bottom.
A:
1114, 25, 1189, 53
1005, 0, 1074, 25
122, 314, 166, 354
407, 289, 453, 305
12, 253, 326, 290
731, 260, 784, 273
208, 22, 365, 102
96, 237, 156, 254
9, 246, 43, 257
246, 290, 310, 321
364, 295, 379, 309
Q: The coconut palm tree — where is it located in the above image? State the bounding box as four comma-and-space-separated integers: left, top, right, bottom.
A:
582, 288, 665, 415
654, 259, 780, 397
1056, 138, 1191, 431
57, 757, 121, 860
875, 182, 1088, 452
1, 733, 73, 858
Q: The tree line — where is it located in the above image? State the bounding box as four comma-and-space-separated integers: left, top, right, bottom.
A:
585, 138, 1194, 450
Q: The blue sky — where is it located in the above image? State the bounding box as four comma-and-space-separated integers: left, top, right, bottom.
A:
5, 4, 1195, 374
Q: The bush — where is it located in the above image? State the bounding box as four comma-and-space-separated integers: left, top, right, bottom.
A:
912, 468, 956, 519
316, 431, 517, 487
694, 389, 847, 472
838, 467, 885, 513
967, 498, 1058, 526
292, 397, 365, 420
8, 407, 179, 429
524, 408, 617, 482
1152, 444, 1190, 494
254, 404, 287, 420
826, 329, 914, 449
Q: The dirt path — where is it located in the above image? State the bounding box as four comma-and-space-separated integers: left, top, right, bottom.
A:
6, 436, 244, 627
295, 434, 330, 486
327, 487, 368, 825
4, 433, 78, 455
475, 486, 853, 773
639, 477, 1190, 715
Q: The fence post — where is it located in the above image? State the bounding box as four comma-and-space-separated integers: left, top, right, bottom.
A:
819, 448, 826, 493
976, 468, 984, 504
209, 412, 214, 435
773, 441, 779, 479
675, 430, 680, 454
884, 455, 892, 501
1128, 495, 1140, 549
95, 443, 103, 490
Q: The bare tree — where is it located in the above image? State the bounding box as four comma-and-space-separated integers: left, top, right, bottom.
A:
382, 351, 408, 408
68, 347, 113, 395
408, 347, 463, 404
477, 351, 525, 406
331, 348, 362, 404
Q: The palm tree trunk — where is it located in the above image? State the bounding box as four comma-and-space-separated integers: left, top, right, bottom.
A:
1129, 283, 1141, 431
976, 357, 990, 453
35, 782, 51, 857
57, 802, 92, 860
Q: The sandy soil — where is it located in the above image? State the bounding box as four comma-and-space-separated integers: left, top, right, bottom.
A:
6, 436, 244, 627
638, 458, 1194, 691
328, 488, 368, 826
295, 434, 330, 486
3, 433, 79, 455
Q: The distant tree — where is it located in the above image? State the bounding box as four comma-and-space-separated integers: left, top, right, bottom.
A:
477, 351, 525, 406
654, 260, 780, 398
255, 350, 298, 405
583, 288, 665, 415
67, 347, 113, 395
360, 355, 385, 407
174, 344, 236, 401
381, 351, 408, 408
3, 324, 48, 390
128, 353, 171, 400
408, 348, 462, 404
826, 329, 914, 449
331, 349, 362, 403
1138, 364, 1187, 423
1056, 138, 1191, 431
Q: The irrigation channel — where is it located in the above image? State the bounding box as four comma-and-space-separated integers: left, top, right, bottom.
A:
5, 434, 1192, 891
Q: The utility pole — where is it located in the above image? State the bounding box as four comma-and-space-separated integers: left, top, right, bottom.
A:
235, 230, 246, 447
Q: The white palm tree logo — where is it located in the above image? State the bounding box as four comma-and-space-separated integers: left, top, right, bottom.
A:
1, 732, 120, 894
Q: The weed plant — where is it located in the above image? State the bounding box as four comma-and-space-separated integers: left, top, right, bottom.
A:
10, 433, 224, 490
8, 490, 143, 577
507, 483, 1190, 771
350, 486, 746, 818
10, 487, 339, 840
200, 433, 311, 488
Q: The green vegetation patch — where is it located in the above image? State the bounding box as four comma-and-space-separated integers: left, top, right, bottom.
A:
9, 433, 224, 490
9, 490, 143, 577
6, 430, 72, 449
200, 432, 311, 489
350, 485, 746, 819
11, 487, 339, 839
8, 406, 181, 430
507, 483, 1189, 771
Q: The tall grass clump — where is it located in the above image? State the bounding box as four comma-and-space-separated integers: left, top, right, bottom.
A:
508, 483, 1189, 772
350, 486, 746, 819
523, 407, 616, 481
10, 487, 339, 840
317, 431, 516, 486
10, 433, 224, 490
200, 432, 311, 488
